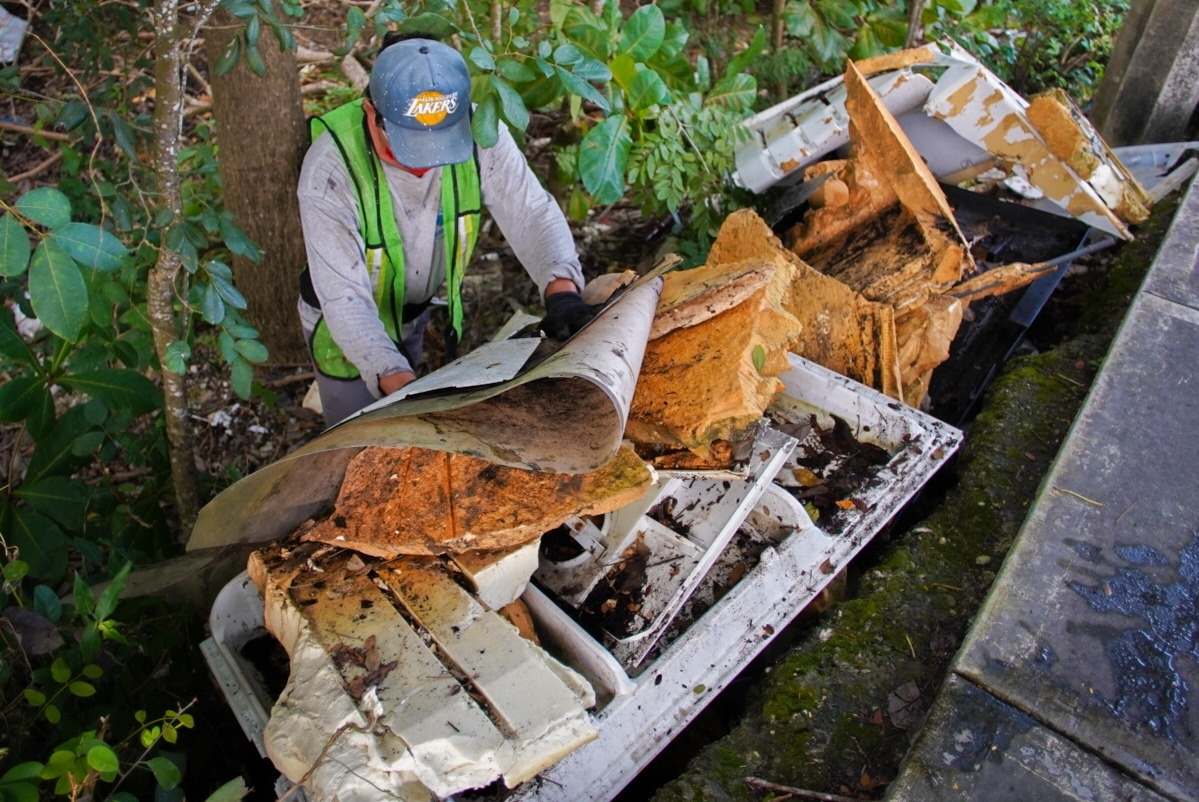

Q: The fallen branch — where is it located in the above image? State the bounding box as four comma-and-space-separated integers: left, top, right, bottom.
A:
0, 119, 71, 142
745, 777, 862, 802
9, 151, 63, 183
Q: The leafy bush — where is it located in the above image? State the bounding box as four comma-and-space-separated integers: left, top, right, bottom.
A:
0, 549, 246, 800
935, 0, 1131, 104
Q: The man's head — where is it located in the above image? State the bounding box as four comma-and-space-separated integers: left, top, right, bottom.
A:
369, 38, 472, 169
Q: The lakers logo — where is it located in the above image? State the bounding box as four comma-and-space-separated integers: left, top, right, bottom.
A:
404, 91, 459, 126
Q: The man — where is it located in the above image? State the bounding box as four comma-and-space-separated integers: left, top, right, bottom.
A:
298, 36, 598, 426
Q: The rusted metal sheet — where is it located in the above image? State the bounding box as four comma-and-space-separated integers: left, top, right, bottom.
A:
734, 40, 1155, 240
186, 267, 666, 553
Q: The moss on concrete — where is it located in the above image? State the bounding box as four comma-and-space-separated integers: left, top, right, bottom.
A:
649, 195, 1179, 801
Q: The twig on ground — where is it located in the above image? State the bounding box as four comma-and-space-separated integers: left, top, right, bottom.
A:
745, 776, 862, 802
9, 151, 63, 183
0, 119, 71, 142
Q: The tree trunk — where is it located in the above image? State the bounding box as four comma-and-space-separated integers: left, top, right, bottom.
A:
771, 0, 787, 103
905, 0, 926, 48
150, 0, 202, 537
205, 10, 310, 365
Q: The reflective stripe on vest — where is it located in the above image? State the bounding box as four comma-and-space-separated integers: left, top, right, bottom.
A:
307, 99, 480, 379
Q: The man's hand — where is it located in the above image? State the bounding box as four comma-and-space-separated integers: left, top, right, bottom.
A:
379, 370, 417, 395
540, 291, 602, 341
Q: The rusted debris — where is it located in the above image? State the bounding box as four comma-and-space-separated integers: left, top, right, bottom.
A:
626, 246, 803, 456
248, 540, 598, 800
301, 444, 653, 558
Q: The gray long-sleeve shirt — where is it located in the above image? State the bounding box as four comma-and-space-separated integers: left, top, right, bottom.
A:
297, 120, 585, 397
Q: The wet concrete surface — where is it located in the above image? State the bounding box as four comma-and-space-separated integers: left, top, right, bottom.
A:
887, 176, 1199, 801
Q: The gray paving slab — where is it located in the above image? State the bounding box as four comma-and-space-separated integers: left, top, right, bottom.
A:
951, 286, 1199, 800
888, 675, 1174, 801
1143, 181, 1199, 308
888, 176, 1199, 802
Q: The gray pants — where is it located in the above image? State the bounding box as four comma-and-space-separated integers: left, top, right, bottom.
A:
307, 309, 432, 428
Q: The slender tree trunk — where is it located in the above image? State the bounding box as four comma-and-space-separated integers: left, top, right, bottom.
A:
204, 11, 309, 366
905, 0, 927, 48
771, 0, 787, 102
149, 0, 210, 537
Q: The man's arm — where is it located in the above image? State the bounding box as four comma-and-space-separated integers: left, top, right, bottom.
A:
476, 125, 586, 300
298, 137, 415, 395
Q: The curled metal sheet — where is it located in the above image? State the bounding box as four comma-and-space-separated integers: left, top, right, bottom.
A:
186, 270, 667, 552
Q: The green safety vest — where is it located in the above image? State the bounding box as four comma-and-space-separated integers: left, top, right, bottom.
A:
307, 98, 481, 380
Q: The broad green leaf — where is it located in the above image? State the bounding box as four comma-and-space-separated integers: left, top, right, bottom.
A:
2, 507, 69, 580
0, 312, 33, 362
245, 14, 261, 47
706, 73, 758, 112
95, 562, 131, 621
490, 75, 530, 133
1, 762, 44, 782
16, 188, 71, 229
14, 475, 87, 532
34, 584, 62, 622
244, 42, 267, 76
214, 36, 240, 74
628, 70, 672, 111
230, 356, 254, 398
752, 345, 767, 372
147, 756, 181, 790
816, 0, 858, 29
234, 338, 269, 364
0, 376, 47, 423
200, 282, 225, 324
618, 4, 665, 62
107, 114, 138, 160
556, 65, 610, 113
59, 369, 162, 416
164, 340, 191, 374
53, 99, 88, 132
81, 664, 102, 679
571, 57, 611, 83
567, 186, 591, 223
51, 656, 71, 683
0, 213, 31, 277
85, 744, 119, 778
210, 273, 247, 311
23, 689, 46, 707
69, 681, 96, 697
658, 22, 689, 59
471, 95, 501, 150
217, 220, 260, 260
552, 43, 584, 66
4, 559, 29, 585
28, 240, 87, 342
579, 115, 631, 205
726, 26, 767, 77
203, 777, 249, 802
217, 331, 239, 364
858, 6, 909, 49
469, 46, 495, 71
48, 222, 127, 272
496, 59, 537, 83
42, 704, 60, 725
24, 406, 95, 484
609, 53, 638, 91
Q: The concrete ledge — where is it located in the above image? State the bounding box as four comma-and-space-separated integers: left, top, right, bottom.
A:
888, 176, 1199, 801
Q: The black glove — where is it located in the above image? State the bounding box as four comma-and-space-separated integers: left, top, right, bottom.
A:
540, 291, 601, 341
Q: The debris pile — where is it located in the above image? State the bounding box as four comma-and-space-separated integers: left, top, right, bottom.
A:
192, 38, 1176, 802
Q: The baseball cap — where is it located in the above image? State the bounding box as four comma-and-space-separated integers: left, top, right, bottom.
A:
369, 39, 473, 169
